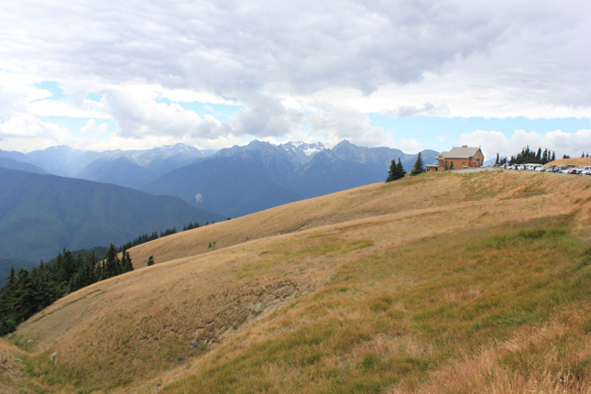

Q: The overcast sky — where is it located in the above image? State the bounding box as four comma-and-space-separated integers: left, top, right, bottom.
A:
1, 0, 590, 159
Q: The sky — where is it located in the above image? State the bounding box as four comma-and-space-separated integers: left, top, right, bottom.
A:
0, 0, 590, 161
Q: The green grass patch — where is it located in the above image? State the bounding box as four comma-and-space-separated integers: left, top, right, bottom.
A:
163, 215, 591, 393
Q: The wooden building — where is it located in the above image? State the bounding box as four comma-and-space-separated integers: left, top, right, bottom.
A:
427, 146, 484, 171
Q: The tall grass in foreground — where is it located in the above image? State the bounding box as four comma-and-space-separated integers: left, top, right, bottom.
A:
164, 216, 591, 394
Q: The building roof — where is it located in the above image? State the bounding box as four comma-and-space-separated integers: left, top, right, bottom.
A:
440, 146, 482, 159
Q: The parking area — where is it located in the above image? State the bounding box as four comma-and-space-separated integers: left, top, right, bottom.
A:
502, 163, 591, 176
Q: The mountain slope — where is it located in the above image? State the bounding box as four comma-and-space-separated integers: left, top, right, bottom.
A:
74, 156, 155, 188
0, 167, 223, 264
22, 143, 212, 178
25, 145, 101, 177
142, 142, 303, 218
8, 169, 591, 393
144, 140, 438, 216
0, 157, 47, 174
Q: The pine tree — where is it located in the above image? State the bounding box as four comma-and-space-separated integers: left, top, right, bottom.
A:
396, 158, 406, 179
386, 159, 397, 182
122, 251, 134, 273
410, 152, 425, 176
105, 244, 121, 278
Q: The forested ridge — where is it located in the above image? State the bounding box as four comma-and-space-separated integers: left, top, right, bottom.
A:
0, 220, 215, 336
0, 244, 133, 335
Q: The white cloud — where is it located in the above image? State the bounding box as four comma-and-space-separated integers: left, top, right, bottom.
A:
400, 138, 421, 154
0, 113, 70, 151
231, 94, 304, 137
103, 87, 210, 139
28, 98, 108, 119
1, 0, 590, 151
306, 103, 392, 147
461, 129, 591, 160
80, 119, 108, 134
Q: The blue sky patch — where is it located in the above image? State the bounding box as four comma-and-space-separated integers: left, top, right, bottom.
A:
369, 114, 591, 152
34, 81, 67, 101
154, 98, 243, 122
85, 92, 103, 102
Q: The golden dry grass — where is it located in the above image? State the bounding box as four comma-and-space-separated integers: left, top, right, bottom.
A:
0, 338, 24, 394
547, 157, 591, 167
127, 169, 590, 268
7, 169, 591, 393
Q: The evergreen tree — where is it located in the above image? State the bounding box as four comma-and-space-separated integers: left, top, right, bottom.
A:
121, 251, 134, 273
396, 158, 406, 178
410, 152, 425, 176
146, 255, 155, 266
105, 244, 121, 278
386, 159, 397, 182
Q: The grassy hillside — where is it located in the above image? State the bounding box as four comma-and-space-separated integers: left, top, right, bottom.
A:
0, 338, 24, 393
6, 169, 591, 393
547, 157, 591, 167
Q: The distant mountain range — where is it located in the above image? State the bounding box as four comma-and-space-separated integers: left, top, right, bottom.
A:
142, 140, 439, 217
1, 140, 439, 218
0, 167, 224, 267
0, 140, 438, 272
1, 143, 215, 187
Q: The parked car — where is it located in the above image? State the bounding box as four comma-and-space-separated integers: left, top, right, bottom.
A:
561, 166, 575, 174
567, 167, 583, 175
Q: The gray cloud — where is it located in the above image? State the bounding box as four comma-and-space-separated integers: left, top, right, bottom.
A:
7, 0, 586, 97
1, 0, 590, 151
391, 103, 450, 118
231, 94, 304, 137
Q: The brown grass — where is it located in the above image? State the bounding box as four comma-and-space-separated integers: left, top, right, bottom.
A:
547, 157, 591, 167
384, 305, 591, 394
0, 338, 24, 394
128, 169, 591, 268
7, 170, 591, 393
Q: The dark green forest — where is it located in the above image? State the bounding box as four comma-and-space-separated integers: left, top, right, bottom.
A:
0, 220, 213, 336
0, 244, 132, 335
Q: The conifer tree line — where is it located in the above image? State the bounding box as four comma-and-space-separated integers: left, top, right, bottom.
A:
386, 153, 426, 182
0, 219, 215, 336
117, 221, 217, 252
409, 152, 425, 176
386, 158, 406, 182
0, 244, 132, 335
495, 146, 556, 165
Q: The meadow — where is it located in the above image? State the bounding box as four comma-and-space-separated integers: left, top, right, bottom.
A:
3, 169, 591, 393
